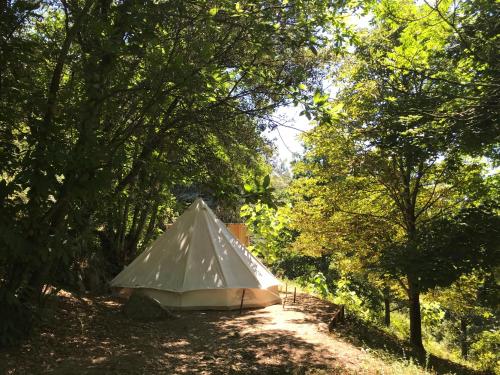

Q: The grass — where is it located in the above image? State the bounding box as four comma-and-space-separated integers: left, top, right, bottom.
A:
384, 311, 481, 371
336, 314, 490, 375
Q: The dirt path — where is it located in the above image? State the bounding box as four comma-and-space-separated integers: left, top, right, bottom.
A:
1, 291, 390, 374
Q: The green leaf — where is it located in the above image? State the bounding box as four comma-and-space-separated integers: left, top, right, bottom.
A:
209, 7, 218, 16
244, 183, 252, 193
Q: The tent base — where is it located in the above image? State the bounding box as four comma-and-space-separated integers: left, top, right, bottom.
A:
113, 285, 281, 310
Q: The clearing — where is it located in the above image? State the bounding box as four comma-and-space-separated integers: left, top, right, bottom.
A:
0, 291, 481, 374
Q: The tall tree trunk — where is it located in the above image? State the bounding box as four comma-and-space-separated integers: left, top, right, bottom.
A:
143, 203, 159, 245
124, 204, 150, 263
403, 184, 423, 352
42, 0, 93, 130
460, 318, 468, 359
408, 277, 424, 351
384, 290, 391, 327
117, 197, 130, 265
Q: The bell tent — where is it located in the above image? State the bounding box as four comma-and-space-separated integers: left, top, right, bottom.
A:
110, 198, 281, 309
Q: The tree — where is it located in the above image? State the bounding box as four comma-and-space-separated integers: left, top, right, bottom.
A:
290, 0, 499, 350
0, 0, 350, 344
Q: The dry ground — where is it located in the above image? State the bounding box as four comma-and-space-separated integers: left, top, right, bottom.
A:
0, 291, 429, 374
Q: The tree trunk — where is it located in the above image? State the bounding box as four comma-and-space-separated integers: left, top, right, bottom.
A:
117, 197, 130, 265
384, 294, 391, 327
114, 97, 180, 194
408, 277, 424, 351
460, 318, 468, 359
124, 204, 150, 263
42, 0, 93, 130
143, 203, 159, 245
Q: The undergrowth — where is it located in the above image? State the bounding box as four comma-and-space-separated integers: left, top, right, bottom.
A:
279, 279, 493, 375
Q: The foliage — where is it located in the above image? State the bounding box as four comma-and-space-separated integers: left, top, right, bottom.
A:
333, 278, 376, 321
242, 174, 278, 209
381, 204, 500, 293
469, 330, 500, 373
289, 0, 499, 352
310, 271, 330, 299
0, 0, 351, 344
240, 200, 293, 265
274, 252, 336, 282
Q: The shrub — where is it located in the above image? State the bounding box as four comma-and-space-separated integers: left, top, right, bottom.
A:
469, 330, 499, 372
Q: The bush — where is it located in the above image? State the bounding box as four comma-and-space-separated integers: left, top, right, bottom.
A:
310, 272, 330, 298
469, 330, 500, 372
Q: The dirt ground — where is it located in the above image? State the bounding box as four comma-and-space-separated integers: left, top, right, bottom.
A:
1, 291, 392, 374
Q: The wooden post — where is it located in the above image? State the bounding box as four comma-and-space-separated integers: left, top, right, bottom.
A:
239, 289, 246, 314
285, 283, 288, 295
328, 305, 346, 331
293, 287, 296, 304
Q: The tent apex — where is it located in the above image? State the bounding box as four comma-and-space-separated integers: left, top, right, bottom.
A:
110, 195, 281, 309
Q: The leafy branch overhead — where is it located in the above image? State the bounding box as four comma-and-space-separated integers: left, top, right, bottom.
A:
242, 174, 279, 209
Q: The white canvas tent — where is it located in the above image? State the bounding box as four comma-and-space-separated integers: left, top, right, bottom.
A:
110, 198, 281, 309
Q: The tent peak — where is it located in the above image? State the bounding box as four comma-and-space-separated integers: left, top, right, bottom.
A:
110, 195, 281, 309
192, 197, 208, 206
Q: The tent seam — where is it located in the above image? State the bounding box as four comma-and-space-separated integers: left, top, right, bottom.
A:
181, 203, 197, 291
203, 204, 229, 288
206, 208, 266, 288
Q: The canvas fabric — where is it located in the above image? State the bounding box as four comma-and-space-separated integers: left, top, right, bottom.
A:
110, 198, 281, 309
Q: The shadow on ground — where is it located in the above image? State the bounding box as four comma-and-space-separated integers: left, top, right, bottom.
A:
0, 291, 487, 375
0, 291, 344, 374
